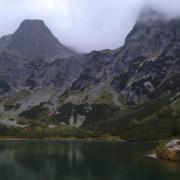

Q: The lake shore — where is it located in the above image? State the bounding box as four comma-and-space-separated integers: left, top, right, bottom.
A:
0, 135, 125, 142
149, 139, 180, 161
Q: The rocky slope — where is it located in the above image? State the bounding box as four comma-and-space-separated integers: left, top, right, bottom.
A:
0, 8, 180, 140
0, 19, 84, 127
0, 35, 12, 48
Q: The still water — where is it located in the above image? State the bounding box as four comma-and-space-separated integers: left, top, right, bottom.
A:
0, 141, 179, 180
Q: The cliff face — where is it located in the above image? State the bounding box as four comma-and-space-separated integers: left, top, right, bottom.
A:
111, 9, 180, 104
1, 8, 180, 139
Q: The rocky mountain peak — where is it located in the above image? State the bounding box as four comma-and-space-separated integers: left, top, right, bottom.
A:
6, 19, 75, 58
123, 7, 180, 54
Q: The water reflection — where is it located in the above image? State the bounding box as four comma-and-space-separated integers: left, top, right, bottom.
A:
0, 141, 179, 180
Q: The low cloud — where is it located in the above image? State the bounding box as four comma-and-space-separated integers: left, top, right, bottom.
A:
0, 0, 180, 52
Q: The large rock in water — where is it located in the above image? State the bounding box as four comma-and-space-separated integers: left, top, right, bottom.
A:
155, 140, 180, 161
6, 19, 75, 58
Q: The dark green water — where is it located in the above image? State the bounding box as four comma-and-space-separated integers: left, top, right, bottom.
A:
0, 141, 180, 180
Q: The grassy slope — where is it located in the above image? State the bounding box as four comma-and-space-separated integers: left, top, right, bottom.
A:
0, 98, 180, 140
90, 98, 180, 140
1, 75, 180, 140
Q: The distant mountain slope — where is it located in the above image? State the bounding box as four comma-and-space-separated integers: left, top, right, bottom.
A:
0, 8, 180, 140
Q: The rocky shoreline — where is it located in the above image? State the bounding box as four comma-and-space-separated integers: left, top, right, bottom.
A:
0, 135, 124, 142
151, 139, 180, 161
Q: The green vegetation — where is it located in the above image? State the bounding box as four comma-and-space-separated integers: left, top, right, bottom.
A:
95, 90, 114, 105
0, 124, 102, 139
126, 100, 180, 140
50, 103, 89, 125
1, 98, 180, 141
19, 103, 49, 120
83, 103, 120, 130
155, 140, 180, 161
1, 89, 180, 141
91, 98, 180, 140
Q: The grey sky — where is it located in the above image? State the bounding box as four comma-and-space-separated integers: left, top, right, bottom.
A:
0, 0, 180, 52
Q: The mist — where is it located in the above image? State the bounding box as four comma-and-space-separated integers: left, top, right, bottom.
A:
0, 0, 180, 52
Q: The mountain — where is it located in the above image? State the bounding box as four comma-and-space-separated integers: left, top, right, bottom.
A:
1, 19, 76, 58
0, 8, 180, 140
0, 19, 83, 125
111, 8, 180, 104
68, 7, 180, 104
0, 35, 12, 48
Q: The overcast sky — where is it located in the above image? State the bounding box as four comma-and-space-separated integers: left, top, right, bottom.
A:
0, 0, 180, 52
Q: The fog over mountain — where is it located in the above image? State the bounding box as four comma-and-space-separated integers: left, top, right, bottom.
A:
0, 0, 180, 52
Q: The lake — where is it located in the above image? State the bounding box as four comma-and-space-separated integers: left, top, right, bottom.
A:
0, 141, 179, 180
